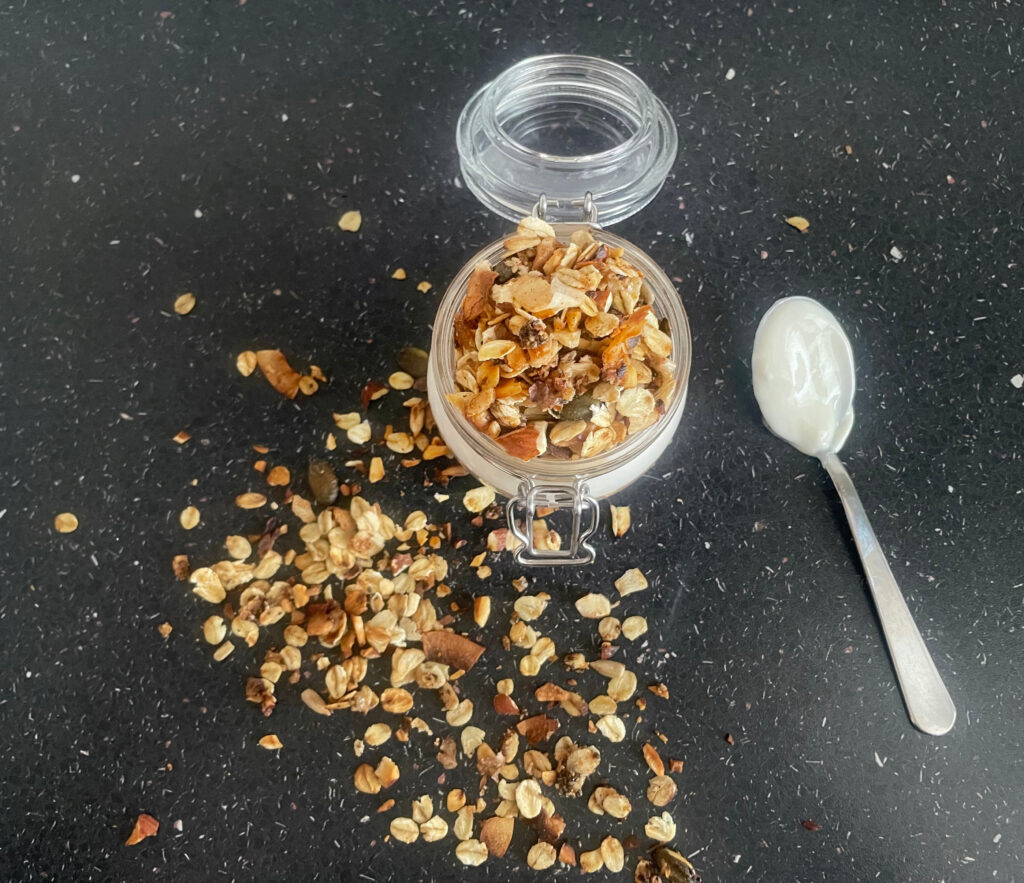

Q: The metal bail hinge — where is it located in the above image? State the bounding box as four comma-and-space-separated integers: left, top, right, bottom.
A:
506, 481, 599, 566
531, 191, 599, 226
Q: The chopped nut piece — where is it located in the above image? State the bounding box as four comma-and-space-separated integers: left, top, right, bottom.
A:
422, 631, 485, 672
479, 816, 514, 857
575, 593, 612, 619
614, 568, 648, 596
455, 838, 488, 866
375, 756, 400, 788
377, 798, 395, 813
338, 210, 362, 232
517, 714, 559, 746
390, 817, 419, 844
786, 215, 810, 233
493, 693, 520, 715
173, 292, 196, 315
391, 268, 407, 280
646, 774, 678, 807
172, 429, 191, 445
558, 842, 577, 866
212, 641, 234, 661
171, 554, 190, 580
179, 506, 200, 530
157, 621, 173, 638
125, 813, 159, 846
643, 742, 666, 776
609, 504, 631, 537
369, 456, 385, 483
649, 682, 670, 699
258, 734, 283, 750
425, 733, 453, 769
473, 596, 491, 627
256, 349, 303, 399
416, 281, 432, 293
527, 841, 557, 870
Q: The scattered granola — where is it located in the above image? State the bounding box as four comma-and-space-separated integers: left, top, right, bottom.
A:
173, 344, 699, 880
447, 216, 675, 461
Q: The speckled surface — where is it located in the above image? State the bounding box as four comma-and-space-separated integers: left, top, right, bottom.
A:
1, 2, 1022, 881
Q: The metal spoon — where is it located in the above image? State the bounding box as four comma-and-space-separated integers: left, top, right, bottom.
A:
751, 296, 956, 736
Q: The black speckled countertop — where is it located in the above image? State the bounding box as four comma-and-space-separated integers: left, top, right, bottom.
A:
2, 2, 1021, 882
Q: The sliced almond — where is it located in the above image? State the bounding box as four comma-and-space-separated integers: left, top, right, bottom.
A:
258, 734, 283, 750
422, 631, 485, 672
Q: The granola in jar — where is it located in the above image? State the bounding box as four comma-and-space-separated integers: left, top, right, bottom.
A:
446, 216, 676, 462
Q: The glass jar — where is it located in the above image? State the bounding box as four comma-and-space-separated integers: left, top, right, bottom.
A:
427, 55, 691, 565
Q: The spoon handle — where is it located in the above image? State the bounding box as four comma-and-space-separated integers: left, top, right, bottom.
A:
819, 452, 956, 736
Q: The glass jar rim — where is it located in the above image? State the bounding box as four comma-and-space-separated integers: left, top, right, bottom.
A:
456, 55, 678, 225
429, 224, 691, 481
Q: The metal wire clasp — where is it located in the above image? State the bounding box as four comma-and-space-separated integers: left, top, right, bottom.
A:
506, 480, 599, 566
531, 192, 599, 226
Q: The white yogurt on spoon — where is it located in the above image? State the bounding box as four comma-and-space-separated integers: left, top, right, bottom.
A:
750, 295, 956, 736
751, 296, 855, 456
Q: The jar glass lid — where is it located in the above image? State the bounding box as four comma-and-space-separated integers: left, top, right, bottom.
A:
457, 55, 678, 226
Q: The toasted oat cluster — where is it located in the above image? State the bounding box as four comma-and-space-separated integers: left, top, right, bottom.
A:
448, 216, 676, 462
